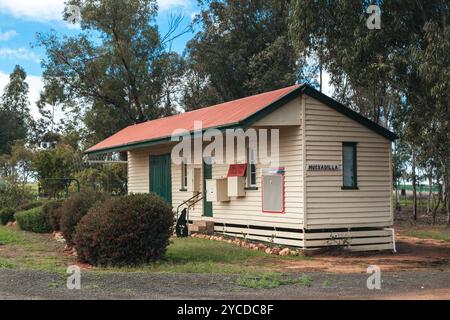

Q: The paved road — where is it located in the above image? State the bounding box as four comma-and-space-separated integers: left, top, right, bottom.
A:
0, 269, 449, 299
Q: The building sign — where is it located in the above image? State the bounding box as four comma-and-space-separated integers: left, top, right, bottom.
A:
307, 164, 339, 171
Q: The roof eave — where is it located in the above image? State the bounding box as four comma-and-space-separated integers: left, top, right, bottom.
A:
84, 121, 243, 155
85, 84, 397, 155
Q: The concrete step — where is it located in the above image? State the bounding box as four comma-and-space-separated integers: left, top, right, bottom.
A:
190, 220, 214, 234
189, 225, 207, 233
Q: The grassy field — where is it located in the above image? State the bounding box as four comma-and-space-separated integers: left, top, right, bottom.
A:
396, 185, 440, 192
0, 226, 308, 274
399, 225, 450, 243
0, 226, 74, 272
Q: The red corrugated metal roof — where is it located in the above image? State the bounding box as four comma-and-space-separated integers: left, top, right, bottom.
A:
86, 84, 301, 153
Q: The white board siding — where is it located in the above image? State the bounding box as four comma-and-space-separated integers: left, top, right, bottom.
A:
125, 92, 394, 251
304, 96, 393, 230
211, 125, 304, 230
127, 125, 304, 229
127, 150, 149, 193
128, 145, 205, 219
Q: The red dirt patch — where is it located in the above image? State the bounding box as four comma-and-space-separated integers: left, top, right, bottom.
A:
277, 234, 450, 273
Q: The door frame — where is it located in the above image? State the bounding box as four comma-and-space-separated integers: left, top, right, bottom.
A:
202, 158, 213, 217
149, 153, 172, 206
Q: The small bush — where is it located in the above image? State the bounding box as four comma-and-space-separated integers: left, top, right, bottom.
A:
14, 207, 50, 233
0, 208, 15, 225
60, 191, 106, 245
42, 199, 64, 231
74, 193, 174, 266
16, 201, 44, 212
0, 180, 35, 210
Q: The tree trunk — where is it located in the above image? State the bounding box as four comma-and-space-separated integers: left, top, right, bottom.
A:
444, 175, 450, 225
412, 152, 417, 220
432, 182, 442, 225
319, 60, 323, 92
395, 178, 400, 210
427, 169, 433, 214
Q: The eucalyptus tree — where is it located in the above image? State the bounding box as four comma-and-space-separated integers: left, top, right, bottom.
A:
37, 0, 184, 146
182, 0, 298, 110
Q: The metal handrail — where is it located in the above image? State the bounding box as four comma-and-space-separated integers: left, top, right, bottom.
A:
176, 191, 201, 221
175, 192, 204, 237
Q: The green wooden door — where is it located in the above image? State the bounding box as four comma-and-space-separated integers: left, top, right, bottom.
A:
149, 154, 172, 205
203, 159, 213, 217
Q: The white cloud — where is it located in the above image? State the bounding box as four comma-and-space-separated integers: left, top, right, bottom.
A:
158, 0, 190, 11
321, 70, 334, 96
0, 47, 41, 63
0, 70, 43, 119
0, 0, 65, 22
0, 0, 192, 22
0, 29, 18, 41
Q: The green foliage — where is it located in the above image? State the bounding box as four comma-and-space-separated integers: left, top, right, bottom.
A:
0, 259, 16, 269
60, 191, 106, 245
0, 178, 35, 210
42, 199, 64, 231
237, 272, 312, 289
37, 0, 184, 145
0, 225, 25, 245
404, 228, 450, 243
15, 207, 50, 233
0, 65, 32, 155
16, 201, 44, 212
0, 208, 15, 225
73, 163, 127, 195
32, 144, 81, 197
74, 193, 174, 266
182, 0, 297, 111
0, 140, 34, 186
289, 0, 450, 223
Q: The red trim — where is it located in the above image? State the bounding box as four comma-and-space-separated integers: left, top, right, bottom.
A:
227, 164, 247, 177
261, 174, 285, 214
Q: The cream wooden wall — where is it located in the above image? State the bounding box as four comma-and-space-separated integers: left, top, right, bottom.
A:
303, 96, 393, 230
127, 149, 149, 194
127, 128, 304, 230
126, 93, 393, 237
211, 125, 304, 230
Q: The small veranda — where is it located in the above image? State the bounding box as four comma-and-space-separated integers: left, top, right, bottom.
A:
85, 84, 398, 252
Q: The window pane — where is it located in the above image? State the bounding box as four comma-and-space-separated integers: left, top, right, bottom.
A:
250, 163, 256, 185
183, 163, 187, 187
247, 148, 257, 187
343, 145, 355, 187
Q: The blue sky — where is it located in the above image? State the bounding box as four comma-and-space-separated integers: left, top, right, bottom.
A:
0, 0, 199, 118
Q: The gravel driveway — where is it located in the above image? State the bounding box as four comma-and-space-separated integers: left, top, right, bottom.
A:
1, 269, 449, 300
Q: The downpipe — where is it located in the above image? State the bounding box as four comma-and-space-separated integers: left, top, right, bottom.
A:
384, 228, 397, 253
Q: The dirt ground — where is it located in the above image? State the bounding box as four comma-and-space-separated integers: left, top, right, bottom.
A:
275, 233, 450, 274
1, 222, 449, 299
1, 269, 449, 300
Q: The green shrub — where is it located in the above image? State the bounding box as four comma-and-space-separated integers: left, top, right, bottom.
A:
16, 201, 44, 212
0, 208, 15, 225
0, 180, 35, 210
74, 193, 174, 266
42, 199, 64, 231
60, 191, 106, 245
14, 207, 50, 233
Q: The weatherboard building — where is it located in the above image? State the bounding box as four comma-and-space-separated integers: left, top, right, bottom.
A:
86, 84, 397, 252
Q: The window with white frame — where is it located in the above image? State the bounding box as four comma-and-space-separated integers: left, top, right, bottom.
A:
247, 148, 257, 188
181, 159, 188, 190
